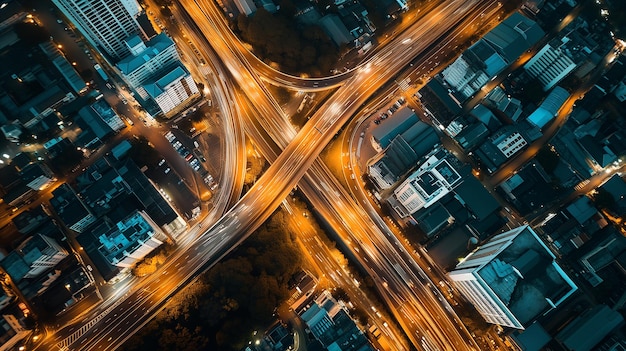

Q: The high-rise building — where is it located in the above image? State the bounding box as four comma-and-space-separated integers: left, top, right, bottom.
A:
52, 0, 145, 61
116, 34, 179, 88
142, 65, 199, 114
392, 149, 462, 217
448, 226, 577, 329
17, 234, 69, 279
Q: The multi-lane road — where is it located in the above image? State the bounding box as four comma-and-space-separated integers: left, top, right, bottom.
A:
43, 1, 509, 350
180, 0, 501, 350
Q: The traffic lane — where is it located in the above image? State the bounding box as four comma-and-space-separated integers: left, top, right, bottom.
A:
58, 0, 488, 350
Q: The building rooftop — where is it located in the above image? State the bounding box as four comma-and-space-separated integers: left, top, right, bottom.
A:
50, 184, 93, 230
143, 65, 188, 99
556, 304, 624, 351
454, 176, 500, 221
510, 322, 551, 351
371, 107, 419, 149
461, 226, 577, 325
318, 14, 353, 46
117, 33, 175, 75
483, 12, 544, 63
94, 211, 158, 265
566, 196, 598, 225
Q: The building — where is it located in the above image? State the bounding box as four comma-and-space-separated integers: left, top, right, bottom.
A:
392, 149, 462, 217
527, 86, 570, 129
440, 12, 542, 101
555, 304, 624, 351
116, 33, 179, 89
300, 290, 374, 351
91, 211, 166, 268
233, 0, 257, 16
494, 131, 527, 158
482, 12, 544, 63
0, 314, 29, 351
440, 39, 506, 100
448, 225, 577, 329
485, 86, 523, 122
12, 208, 48, 235
0, 1, 27, 32
524, 37, 579, 91
142, 65, 198, 114
76, 99, 125, 147
475, 126, 531, 173
73, 158, 182, 232
52, 0, 145, 61
318, 14, 353, 46
16, 234, 68, 279
50, 184, 96, 233
39, 41, 87, 94
370, 107, 420, 151
368, 118, 439, 189
19, 163, 56, 191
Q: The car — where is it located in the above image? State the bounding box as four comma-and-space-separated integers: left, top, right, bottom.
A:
185, 153, 193, 161
165, 132, 176, 142
158, 159, 166, 166
172, 141, 182, 149
164, 167, 170, 174
178, 148, 190, 157
56, 19, 63, 24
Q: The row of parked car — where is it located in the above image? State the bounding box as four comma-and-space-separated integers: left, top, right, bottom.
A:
373, 97, 407, 125
165, 131, 201, 172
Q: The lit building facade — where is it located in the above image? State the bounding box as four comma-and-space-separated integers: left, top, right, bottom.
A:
495, 132, 527, 158
448, 226, 577, 329
17, 234, 68, 279
52, 0, 144, 61
142, 66, 198, 114
96, 211, 166, 268
0, 314, 29, 351
524, 38, 578, 91
116, 34, 179, 88
392, 151, 462, 217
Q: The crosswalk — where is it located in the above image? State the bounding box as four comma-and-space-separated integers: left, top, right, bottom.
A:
574, 179, 590, 191
56, 300, 123, 350
397, 77, 411, 91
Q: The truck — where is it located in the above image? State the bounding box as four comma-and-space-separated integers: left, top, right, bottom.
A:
94, 64, 109, 81
368, 325, 381, 339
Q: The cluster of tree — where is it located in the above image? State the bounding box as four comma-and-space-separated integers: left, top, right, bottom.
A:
235, 8, 340, 75
122, 210, 302, 351
132, 244, 174, 277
